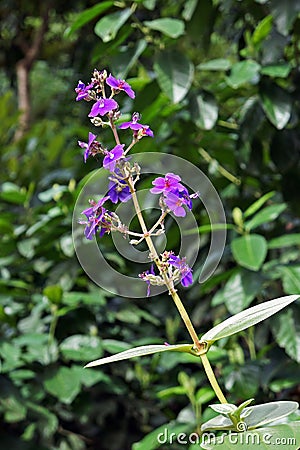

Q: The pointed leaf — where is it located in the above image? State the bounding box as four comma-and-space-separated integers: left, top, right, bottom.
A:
197, 58, 232, 71
231, 234, 267, 271
245, 203, 286, 231
201, 295, 299, 343
271, 308, 300, 363
202, 401, 299, 432
209, 404, 237, 415
226, 60, 260, 88
260, 84, 292, 129
245, 401, 299, 429
216, 270, 264, 314
144, 18, 185, 39
261, 64, 291, 78
243, 191, 275, 218
44, 366, 81, 404
65, 2, 114, 36
252, 15, 273, 45
190, 92, 218, 130
154, 50, 194, 103
94, 8, 132, 42
268, 233, 300, 249
279, 266, 300, 294
85, 343, 195, 368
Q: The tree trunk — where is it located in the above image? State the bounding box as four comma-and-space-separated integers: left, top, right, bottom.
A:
15, 59, 31, 141
14, 8, 49, 141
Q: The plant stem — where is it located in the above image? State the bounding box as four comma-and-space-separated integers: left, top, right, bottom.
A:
109, 116, 121, 145
200, 353, 227, 404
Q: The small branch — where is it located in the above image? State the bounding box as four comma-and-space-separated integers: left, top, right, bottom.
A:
199, 147, 241, 186
109, 116, 121, 145
124, 138, 138, 155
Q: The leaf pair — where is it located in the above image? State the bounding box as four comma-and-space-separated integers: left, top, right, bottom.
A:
85, 294, 299, 368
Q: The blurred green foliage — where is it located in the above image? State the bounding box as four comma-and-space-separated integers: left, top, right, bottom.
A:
0, 0, 300, 449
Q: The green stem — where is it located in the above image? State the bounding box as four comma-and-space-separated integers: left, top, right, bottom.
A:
200, 353, 227, 404
199, 147, 241, 185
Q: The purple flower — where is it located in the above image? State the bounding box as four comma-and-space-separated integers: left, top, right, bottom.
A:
139, 265, 155, 296
168, 254, 193, 287
164, 192, 187, 217
108, 179, 131, 204
88, 98, 118, 117
78, 132, 97, 163
103, 144, 125, 172
119, 112, 154, 137
75, 80, 94, 101
150, 173, 185, 195
80, 197, 110, 240
106, 74, 135, 99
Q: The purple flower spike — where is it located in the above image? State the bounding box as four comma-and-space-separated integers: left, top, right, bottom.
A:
106, 74, 135, 99
78, 132, 97, 162
150, 173, 185, 195
108, 180, 131, 204
88, 98, 118, 117
168, 254, 193, 287
103, 144, 125, 172
75, 80, 94, 101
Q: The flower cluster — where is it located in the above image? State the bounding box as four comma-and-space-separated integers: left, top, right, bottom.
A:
79, 197, 111, 240
150, 172, 195, 217
75, 69, 195, 296
138, 251, 193, 296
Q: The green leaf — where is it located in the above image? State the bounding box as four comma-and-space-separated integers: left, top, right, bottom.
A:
245, 203, 287, 231
231, 234, 267, 271
144, 18, 185, 38
190, 92, 218, 130
271, 308, 300, 362
44, 366, 81, 404
243, 191, 275, 218
94, 8, 132, 42
85, 343, 195, 368
216, 270, 264, 314
270, 0, 300, 36
268, 234, 300, 249
252, 15, 273, 45
197, 58, 232, 71
278, 266, 300, 294
260, 84, 292, 129
153, 50, 194, 103
2, 394, 27, 423
64, 2, 114, 36
111, 39, 147, 79
0, 190, 27, 204
17, 238, 38, 259
182, 0, 198, 21
43, 285, 63, 304
200, 295, 299, 343
261, 64, 291, 78
60, 335, 103, 362
226, 60, 260, 88
202, 401, 299, 432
